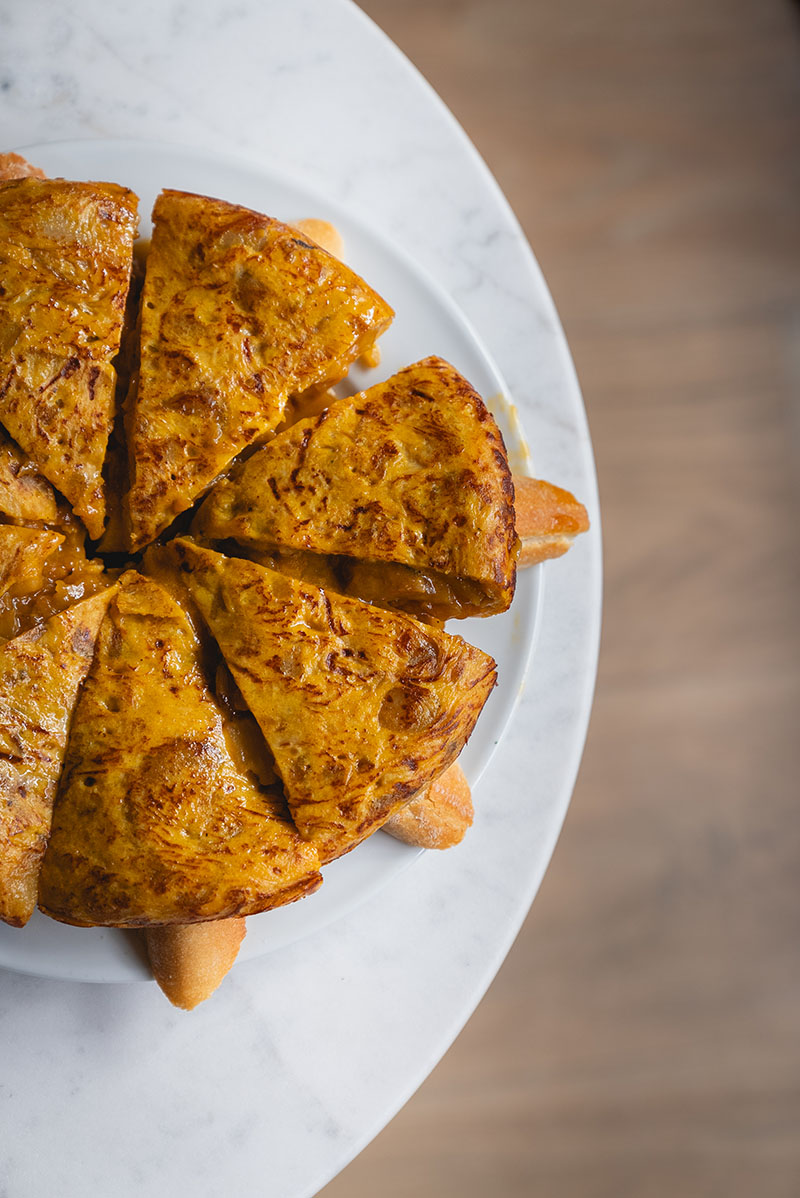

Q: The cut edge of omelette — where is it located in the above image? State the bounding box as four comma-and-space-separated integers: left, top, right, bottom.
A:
0, 586, 117, 927
0, 177, 139, 540
191, 356, 518, 620
38, 571, 322, 928
124, 189, 394, 553
169, 539, 497, 865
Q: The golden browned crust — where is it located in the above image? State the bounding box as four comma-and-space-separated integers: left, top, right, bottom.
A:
146, 918, 247, 1010
38, 572, 322, 927
170, 539, 496, 864
124, 189, 394, 551
0, 177, 138, 539
0, 588, 116, 927
193, 357, 517, 619
0, 426, 59, 524
513, 475, 590, 567
382, 761, 473, 849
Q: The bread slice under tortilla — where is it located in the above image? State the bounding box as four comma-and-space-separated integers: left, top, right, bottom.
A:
0, 177, 138, 539
124, 189, 394, 552
513, 475, 590, 565
38, 571, 321, 927
0, 587, 116, 927
169, 539, 497, 865
193, 356, 518, 620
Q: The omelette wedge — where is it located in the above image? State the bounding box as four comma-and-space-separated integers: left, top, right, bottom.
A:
0, 588, 116, 927
124, 190, 394, 551
38, 572, 321, 927
0, 177, 138, 539
193, 356, 518, 619
170, 540, 497, 865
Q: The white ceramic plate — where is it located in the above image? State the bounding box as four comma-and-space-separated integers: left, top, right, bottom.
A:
0, 139, 539, 983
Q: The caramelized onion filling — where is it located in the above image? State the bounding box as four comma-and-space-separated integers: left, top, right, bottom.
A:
340, 559, 500, 620
215, 662, 282, 792
210, 538, 501, 621
0, 510, 111, 643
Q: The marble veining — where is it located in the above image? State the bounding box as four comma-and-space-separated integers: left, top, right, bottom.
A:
0, 2, 601, 1196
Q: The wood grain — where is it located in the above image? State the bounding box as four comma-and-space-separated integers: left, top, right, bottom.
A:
320, 1, 800, 1195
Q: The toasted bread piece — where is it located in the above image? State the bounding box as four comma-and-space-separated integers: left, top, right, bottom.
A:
0, 177, 138, 538
0, 153, 46, 183
291, 219, 345, 261
170, 540, 496, 864
0, 588, 116, 927
0, 426, 59, 523
124, 190, 393, 551
513, 476, 589, 566
382, 761, 473, 849
193, 357, 517, 619
146, 918, 247, 1010
38, 572, 322, 927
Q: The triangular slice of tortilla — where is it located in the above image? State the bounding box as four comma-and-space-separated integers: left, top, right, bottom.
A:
0, 178, 138, 539
0, 427, 59, 524
193, 357, 518, 619
38, 572, 321, 927
0, 587, 116, 927
124, 190, 394, 552
170, 540, 497, 865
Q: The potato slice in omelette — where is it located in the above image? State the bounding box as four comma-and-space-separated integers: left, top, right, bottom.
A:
0, 177, 138, 539
169, 540, 497, 865
38, 572, 321, 927
193, 357, 518, 620
124, 190, 394, 552
0, 587, 116, 927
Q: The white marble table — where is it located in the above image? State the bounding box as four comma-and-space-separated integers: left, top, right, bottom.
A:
0, 3, 601, 1195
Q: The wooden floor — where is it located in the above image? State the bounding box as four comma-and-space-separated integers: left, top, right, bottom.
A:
321, 2, 800, 1195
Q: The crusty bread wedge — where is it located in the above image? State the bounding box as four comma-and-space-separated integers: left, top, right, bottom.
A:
146, 919, 247, 1010
0, 153, 46, 183
513, 475, 589, 566
291, 219, 345, 261
382, 761, 473, 849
